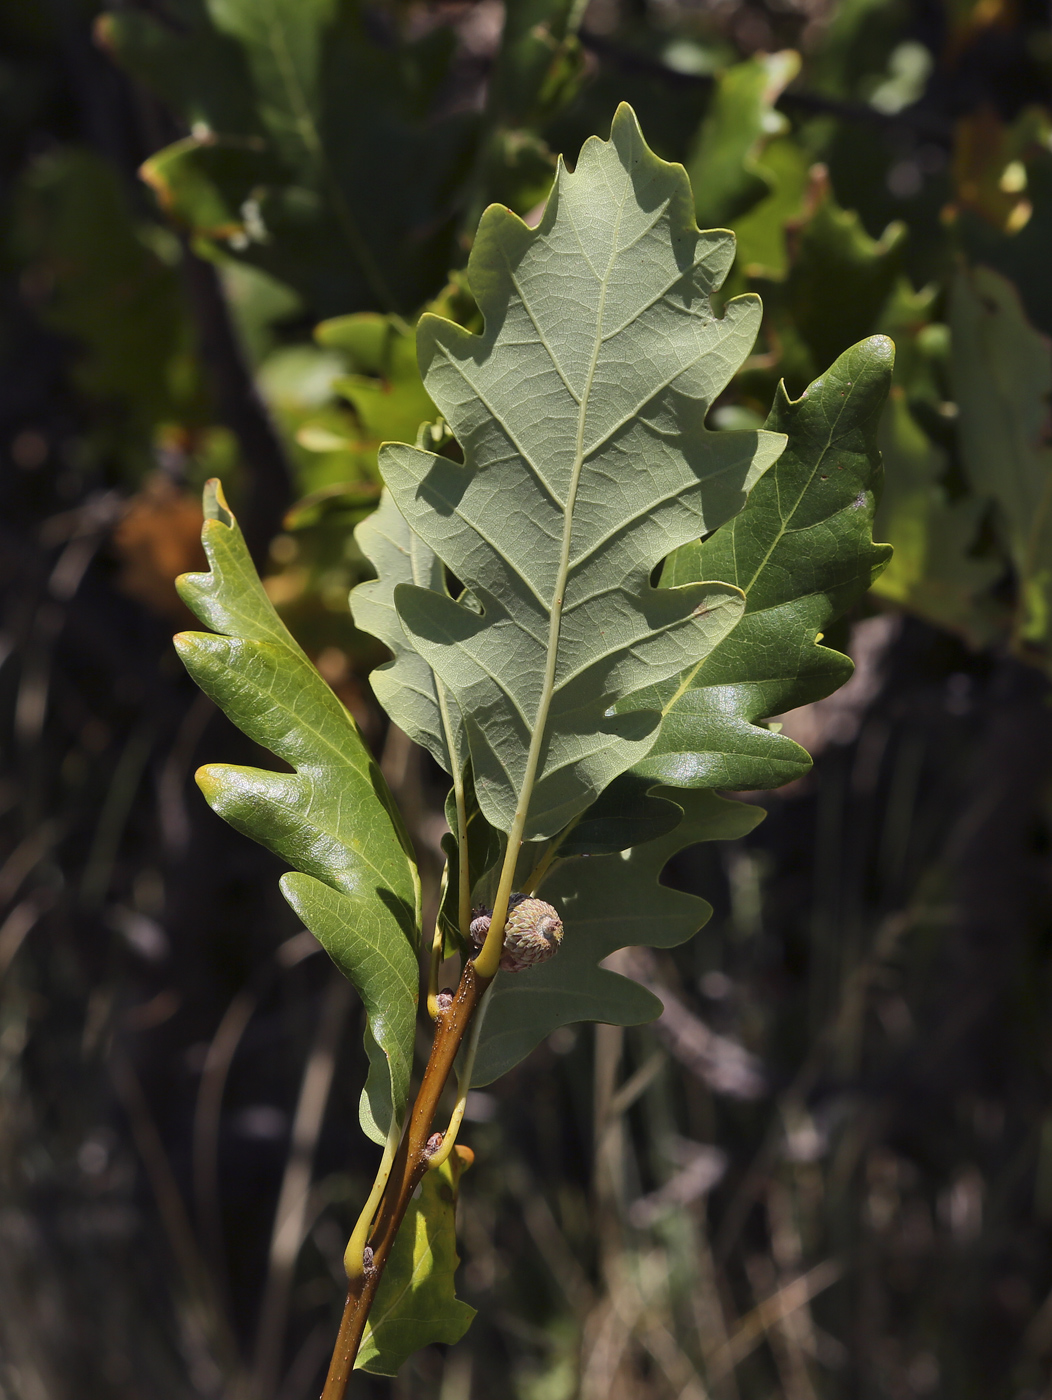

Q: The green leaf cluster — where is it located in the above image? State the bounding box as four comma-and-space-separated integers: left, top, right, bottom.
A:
100, 0, 476, 318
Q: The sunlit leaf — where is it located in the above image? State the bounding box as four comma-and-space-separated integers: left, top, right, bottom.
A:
355, 1150, 476, 1376
686, 51, 801, 229
382, 104, 784, 841
174, 482, 420, 1142
625, 336, 893, 791
353, 487, 461, 774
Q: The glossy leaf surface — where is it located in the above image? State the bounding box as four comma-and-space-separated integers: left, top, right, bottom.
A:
626, 336, 892, 790
355, 1151, 476, 1376
174, 483, 420, 1143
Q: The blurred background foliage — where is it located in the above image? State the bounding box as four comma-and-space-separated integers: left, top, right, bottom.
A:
2, 0, 1052, 1396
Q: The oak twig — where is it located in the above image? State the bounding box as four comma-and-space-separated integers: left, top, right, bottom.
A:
320, 959, 492, 1398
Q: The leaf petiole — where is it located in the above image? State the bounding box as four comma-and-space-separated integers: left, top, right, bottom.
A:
427, 983, 494, 1171
344, 1115, 402, 1282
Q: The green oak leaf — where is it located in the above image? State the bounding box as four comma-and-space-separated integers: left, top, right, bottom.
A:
872, 389, 1003, 646
686, 51, 801, 229
319, 313, 438, 452
103, 0, 476, 317
353, 488, 462, 775
11, 146, 204, 481
870, 284, 1004, 646
473, 788, 762, 1085
624, 336, 893, 791
556, 771, 684, 857
748, 173, 906, 396
950, 265, 1052, 659
382, 103, 785, 841
174, 481, 420, 1143
437, 770, 502, 953
355, 1151, 476, 1376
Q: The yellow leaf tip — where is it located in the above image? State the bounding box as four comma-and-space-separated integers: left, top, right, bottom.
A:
203, 478, 234, 528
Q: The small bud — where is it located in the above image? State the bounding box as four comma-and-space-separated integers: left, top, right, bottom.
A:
469, 894, 563, 973
425, 1132, 443, 1156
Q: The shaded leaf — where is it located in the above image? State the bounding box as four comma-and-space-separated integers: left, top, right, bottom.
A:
686, 51, 801, 229
870, 284, 1003, 645
383, 103, 784, 840
872, 389, 1002, 645
557, 771, 684, 857
749, 171, 906, 395
955, 110, 1052, 337
473, 789, 762, 1085
950, 265, 1052, 655
437, 771, 502, 952
625, 336, 893, 791
355, 1150, 476, 1376
174, 482, 420, 1142
104, 0, 477, 317
11, 145, 203, 478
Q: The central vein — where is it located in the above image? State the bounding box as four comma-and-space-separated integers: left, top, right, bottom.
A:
473, 188, 629, 979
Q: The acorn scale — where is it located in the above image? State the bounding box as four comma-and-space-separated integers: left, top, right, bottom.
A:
469, 893, 563, 973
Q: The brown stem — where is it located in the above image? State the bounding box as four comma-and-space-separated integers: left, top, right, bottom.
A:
321, 959, 491, 1399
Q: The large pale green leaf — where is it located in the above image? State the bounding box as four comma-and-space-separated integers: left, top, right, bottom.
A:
355, 1152, 476, 1376
686, 51, 801, 229
174, 482, 420, 1143
382, 103, 785, 841
951, 265, 1052, 655
624, 336, 893, 791
473, 789, 762, 1085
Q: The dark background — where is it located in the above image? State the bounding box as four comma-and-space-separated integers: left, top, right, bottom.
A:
2, 1, 1052, 1397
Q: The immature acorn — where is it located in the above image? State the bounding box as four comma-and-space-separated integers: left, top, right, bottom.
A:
469, 893, 564, 973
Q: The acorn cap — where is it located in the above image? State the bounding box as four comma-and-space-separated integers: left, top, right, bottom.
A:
468, 894, 563, 973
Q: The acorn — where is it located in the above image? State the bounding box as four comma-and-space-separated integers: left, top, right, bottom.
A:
469, 893, 563, 973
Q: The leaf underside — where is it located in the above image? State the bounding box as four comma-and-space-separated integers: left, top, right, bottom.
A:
174, 483, 420, 1144
377, 102, 784, 841
354, 486, 462, 774
479, 336, 894, 1078
473, 787, 763, 1084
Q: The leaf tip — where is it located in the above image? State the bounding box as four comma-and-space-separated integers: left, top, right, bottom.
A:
196, 767, 224, 800
202, 478, 234, 527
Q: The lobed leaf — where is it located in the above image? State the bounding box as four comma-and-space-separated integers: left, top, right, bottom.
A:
355, 1151, 476, 1376
686, 51, 801, 230
625, 336, 893, 791
473, 788, 762, 1085
383, 103, 784, 841
354, 488, 462, 774
174, 482, 420, 1143
103, 0, 477, 318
